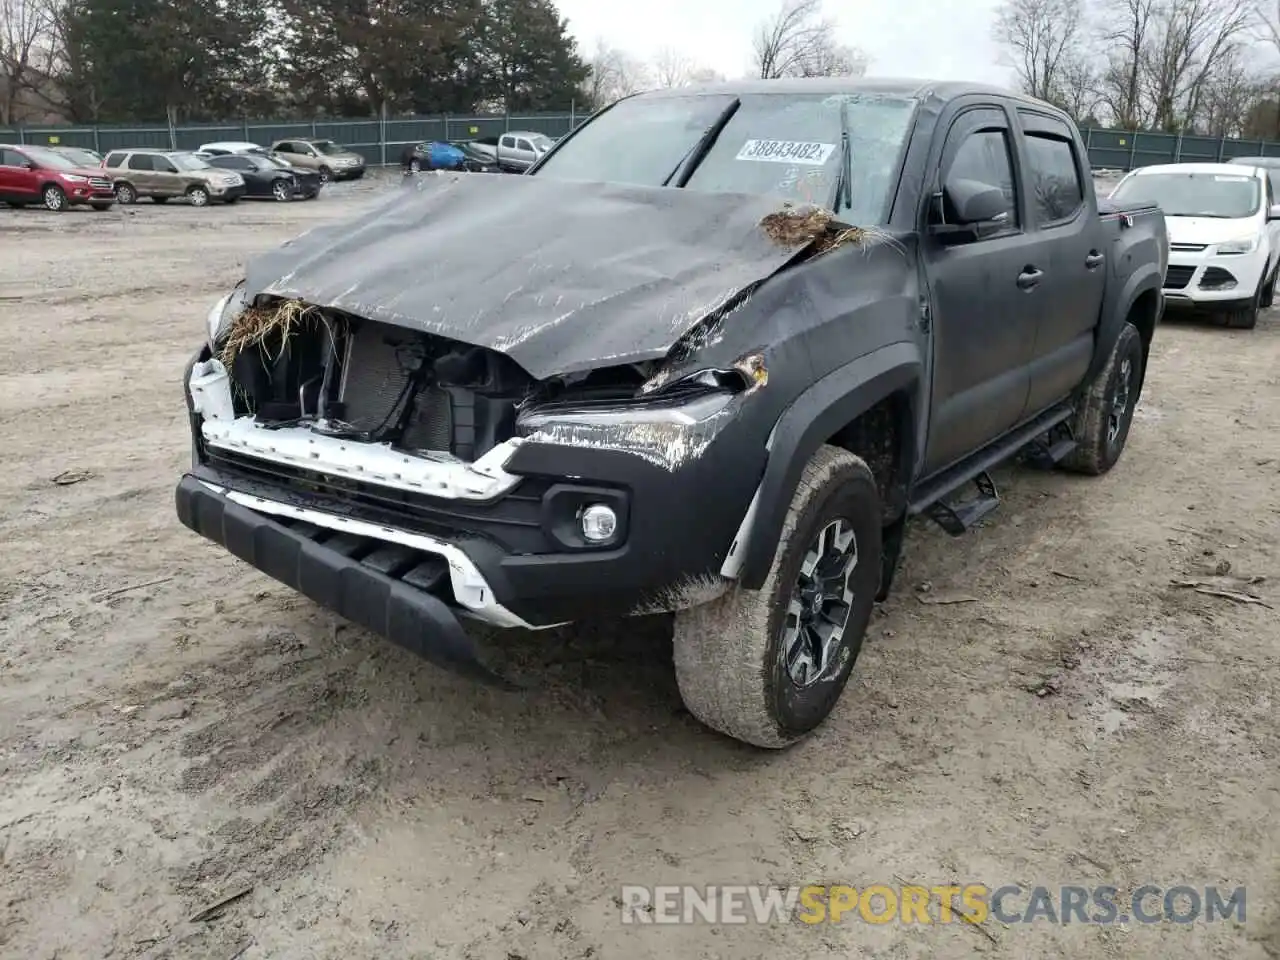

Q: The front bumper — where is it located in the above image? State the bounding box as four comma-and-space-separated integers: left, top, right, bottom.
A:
175, 476, 517, 686
210, 183, 248, 200
1162, 247, 1268, 304
66, 184, 115, 204
334, 163, 365, 180
180, 350, 764, 630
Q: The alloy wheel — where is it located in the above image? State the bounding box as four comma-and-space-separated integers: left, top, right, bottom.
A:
779, 519, 859, 688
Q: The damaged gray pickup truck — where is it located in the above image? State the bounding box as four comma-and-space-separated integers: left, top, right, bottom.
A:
176, 78, 1168, 748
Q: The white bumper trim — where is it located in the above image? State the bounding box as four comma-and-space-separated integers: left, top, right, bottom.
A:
190, 358, 526, 501
197, 479, 564, 631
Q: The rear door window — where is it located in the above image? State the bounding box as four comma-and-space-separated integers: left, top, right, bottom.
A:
1022, 133, 1084, 224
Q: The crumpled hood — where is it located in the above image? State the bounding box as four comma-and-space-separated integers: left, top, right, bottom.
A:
242, 172, 806, 379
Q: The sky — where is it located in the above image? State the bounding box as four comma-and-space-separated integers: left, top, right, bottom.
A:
552, 0, 1014, 87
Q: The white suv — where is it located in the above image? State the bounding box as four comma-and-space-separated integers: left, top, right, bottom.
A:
1109, 161, 1280, 329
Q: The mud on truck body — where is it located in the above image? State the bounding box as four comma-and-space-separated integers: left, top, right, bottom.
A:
176, 78, 1168, 748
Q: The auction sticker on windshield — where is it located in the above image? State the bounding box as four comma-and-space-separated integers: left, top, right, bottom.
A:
736, 140, 836, 165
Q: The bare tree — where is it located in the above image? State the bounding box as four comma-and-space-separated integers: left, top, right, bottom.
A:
583, 37, 651, 108
0, 0, 56, 125
1142, 0, 1250, 130
652, 46, 695, 88
992, 0, 1085, 101
1098, 0, 1158, 128
753, 0, 862, 79
1196, 49, 1266, 135
1055, 52, 1106, 120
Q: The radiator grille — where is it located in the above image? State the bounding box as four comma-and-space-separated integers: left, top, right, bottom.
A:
403, 387, 453, 452
338, 326, 416, 431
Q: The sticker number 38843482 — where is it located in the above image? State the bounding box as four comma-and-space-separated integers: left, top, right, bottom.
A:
736, 139, 836, 165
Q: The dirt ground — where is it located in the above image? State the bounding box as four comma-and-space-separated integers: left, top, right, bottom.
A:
1, 171, 1278, 960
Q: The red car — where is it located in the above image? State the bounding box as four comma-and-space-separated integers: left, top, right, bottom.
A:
0, 143, 116, 211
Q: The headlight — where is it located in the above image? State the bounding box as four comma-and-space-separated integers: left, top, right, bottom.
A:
206, 284, 247, 348
517, 388, 733, 434
1216, 236, 1258, 255
63, 174, 88, 183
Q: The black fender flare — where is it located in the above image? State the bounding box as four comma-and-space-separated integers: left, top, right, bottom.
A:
1085, 262, 1163, 387
733, 341, 923, 589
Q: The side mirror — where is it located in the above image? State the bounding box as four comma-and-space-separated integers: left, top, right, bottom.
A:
946, 178, 1011, 225
931, 178, 1011, 241
1268, 204, 1280, 221
21, 160, 34, 170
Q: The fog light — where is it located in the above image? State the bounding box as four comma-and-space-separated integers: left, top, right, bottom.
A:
580, 504, 617, 542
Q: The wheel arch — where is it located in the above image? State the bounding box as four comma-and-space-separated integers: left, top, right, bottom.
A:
727, 342, 923, 590
1087, 265, 1163, 388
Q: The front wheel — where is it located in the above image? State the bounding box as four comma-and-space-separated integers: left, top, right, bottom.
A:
43, 185, 67, 211
186, 185, 210, 207
272, 179, 292, 202
1224, 285, 1261, 329
409, 158, 421, 173
1061, 321, 1144, 476
673, 446, 882, 748
114, 182, 136, 204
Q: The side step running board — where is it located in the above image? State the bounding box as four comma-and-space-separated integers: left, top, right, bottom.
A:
908, 402, 1076, 535
925, 471, 999, 536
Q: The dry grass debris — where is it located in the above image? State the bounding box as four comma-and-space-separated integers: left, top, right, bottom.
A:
218, 298, 318, 368
758, 203, 873, 254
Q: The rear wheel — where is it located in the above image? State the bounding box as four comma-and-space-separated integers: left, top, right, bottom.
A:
409, 158, 421, 173
114, 182, 137, 204
1061, 321, 1144, 476
672, 446, 881, 748
186, 185, 210, 207
318, 166, 332, 184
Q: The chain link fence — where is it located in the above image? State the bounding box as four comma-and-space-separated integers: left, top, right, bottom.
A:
6, 111, 1280, 171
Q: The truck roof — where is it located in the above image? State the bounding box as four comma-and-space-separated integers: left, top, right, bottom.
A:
631, 76, 1024, 103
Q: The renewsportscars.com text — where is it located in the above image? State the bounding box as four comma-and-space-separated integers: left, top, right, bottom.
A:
619, 884, 1246, 925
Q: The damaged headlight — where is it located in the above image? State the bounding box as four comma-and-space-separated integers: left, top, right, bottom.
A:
516, 388, 734, 434
205, 283, 248, 349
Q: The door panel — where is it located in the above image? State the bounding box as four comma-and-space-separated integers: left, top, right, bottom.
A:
1016, 111, 1106, 416
923, 108, 1037, 476
0, 148, 38, 198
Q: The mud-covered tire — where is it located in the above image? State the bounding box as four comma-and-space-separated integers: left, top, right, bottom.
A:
672, 446, 882, 748
1061, 321, 1144, 476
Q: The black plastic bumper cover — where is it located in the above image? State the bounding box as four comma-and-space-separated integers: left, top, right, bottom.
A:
174, 475, 515, 687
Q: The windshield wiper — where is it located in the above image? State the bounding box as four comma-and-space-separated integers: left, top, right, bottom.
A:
664, 98, 741, 188
829, 98, 853, 213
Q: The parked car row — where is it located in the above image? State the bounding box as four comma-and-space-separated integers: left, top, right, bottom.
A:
400, 130, 557, 175
1108, 157, 1280, 329
0, 137, 365, 212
